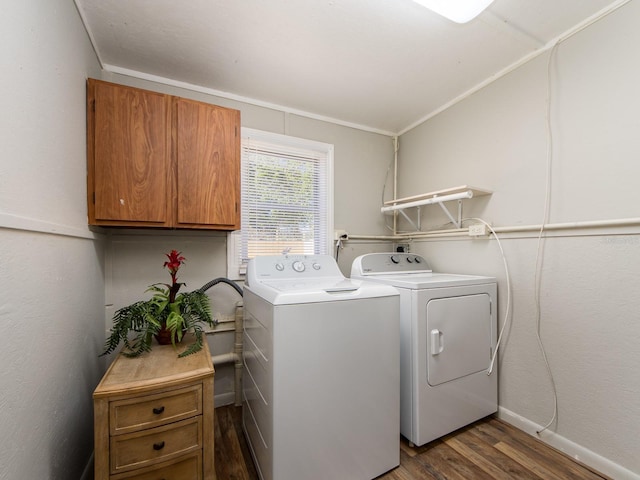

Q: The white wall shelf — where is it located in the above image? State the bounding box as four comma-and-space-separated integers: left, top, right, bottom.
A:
382, 185, 492, 230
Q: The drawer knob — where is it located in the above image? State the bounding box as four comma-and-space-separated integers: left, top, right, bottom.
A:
153, 441, 165, 451
152, 406, 165, 415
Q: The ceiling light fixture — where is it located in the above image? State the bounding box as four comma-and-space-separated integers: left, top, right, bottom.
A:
412, 0, 494, 23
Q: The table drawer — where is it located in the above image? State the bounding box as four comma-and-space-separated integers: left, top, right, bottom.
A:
111, 451, 202, 480
110, 417, 202, 474
110, 385, 202, 435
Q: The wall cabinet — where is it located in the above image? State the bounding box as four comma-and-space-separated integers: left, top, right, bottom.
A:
87, 78, 240, 230
93, 339, 215, 479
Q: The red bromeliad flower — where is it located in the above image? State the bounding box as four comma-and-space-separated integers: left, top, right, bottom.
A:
164, 250, 185, 282
164, 250, 186, 302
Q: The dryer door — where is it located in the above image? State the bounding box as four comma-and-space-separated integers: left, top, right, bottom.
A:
426, 293, 491, 386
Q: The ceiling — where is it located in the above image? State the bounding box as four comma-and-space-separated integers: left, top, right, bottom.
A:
75, 0, 620, 135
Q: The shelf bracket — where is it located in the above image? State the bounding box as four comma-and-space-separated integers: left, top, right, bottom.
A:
398, 207, 421, 231
437, 198, 463, 229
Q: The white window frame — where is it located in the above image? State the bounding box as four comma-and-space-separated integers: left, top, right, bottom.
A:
227, 128, 334, 279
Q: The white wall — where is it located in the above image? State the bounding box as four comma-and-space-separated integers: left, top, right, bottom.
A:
397, 2, 640, 477
0, 1, 104, 479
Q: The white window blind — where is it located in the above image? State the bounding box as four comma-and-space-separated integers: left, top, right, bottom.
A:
231, 128, 333, 276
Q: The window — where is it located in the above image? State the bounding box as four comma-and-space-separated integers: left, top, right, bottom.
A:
228, 128, 333, 278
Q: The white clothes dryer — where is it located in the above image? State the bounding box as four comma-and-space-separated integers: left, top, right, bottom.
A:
351, 253, 497, 446
243, 254, 400, 480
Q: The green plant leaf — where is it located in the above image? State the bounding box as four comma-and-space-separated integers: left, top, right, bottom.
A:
101, 285, 215, 358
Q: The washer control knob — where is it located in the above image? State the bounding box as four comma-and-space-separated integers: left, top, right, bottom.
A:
312, 262, 321, 270
292, 261, 306, 272
414, 257, 421, 263
275, 263, 285, 271
390, 255, 400, 264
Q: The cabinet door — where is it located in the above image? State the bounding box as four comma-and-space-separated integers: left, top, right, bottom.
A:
88, 79, 171, 226
174, 98, 240, 229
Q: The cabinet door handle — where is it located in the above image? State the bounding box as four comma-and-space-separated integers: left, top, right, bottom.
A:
152, 406, 165, 414
153, 441, 165, 450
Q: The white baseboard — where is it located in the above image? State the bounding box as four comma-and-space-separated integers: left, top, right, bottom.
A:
498, 407, 639, 480
214, 391, 239, 408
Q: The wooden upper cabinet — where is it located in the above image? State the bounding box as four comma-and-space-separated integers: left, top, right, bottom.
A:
174, 97, 240, 229
87, 79, 240, 230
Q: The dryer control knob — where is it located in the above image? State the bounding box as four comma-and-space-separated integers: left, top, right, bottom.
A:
275, 263, 285, 271
292, 261, 306, 272
390, 255, 400, 264
312, 262, 321, 270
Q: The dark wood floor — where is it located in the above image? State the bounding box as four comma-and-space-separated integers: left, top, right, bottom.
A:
214, 405, 609, 480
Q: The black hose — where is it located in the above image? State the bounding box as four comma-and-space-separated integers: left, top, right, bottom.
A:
197, 277, 243, 297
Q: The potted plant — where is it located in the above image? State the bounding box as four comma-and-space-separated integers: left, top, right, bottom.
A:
101, 249, 215, 358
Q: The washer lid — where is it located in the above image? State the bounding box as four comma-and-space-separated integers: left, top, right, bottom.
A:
246, 277, 398, 305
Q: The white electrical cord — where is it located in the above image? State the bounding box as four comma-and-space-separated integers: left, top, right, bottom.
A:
533, 38, 561, 435
463, 218, 511, 376
334, 238, 344, 261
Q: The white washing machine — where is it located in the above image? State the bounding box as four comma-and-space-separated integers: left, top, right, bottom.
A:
242, 254, 400, 480
351, 252, 497, 446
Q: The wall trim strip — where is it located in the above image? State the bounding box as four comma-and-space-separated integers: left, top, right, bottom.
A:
0, 213, 98, 240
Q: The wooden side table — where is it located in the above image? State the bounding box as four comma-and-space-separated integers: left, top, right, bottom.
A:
93, 338, 215, 479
